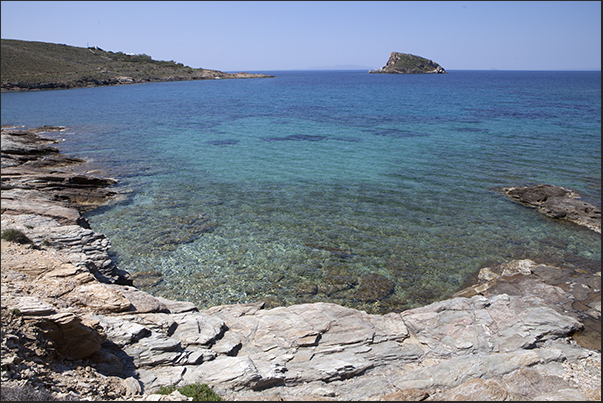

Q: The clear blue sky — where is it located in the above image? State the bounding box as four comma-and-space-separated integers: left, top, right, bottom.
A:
1, 1, 601, 71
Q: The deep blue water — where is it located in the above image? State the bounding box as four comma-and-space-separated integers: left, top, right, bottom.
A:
2, 70, 601, 313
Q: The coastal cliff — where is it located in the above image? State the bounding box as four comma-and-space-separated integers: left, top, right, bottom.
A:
1, 39, 274, 92
1, 126, 600, 401
370, 52, 447, 74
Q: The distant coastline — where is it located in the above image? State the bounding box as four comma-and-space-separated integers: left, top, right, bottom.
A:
1, 39, 274, 92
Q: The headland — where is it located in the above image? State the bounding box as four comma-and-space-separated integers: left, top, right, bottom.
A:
1, 39, 274, 92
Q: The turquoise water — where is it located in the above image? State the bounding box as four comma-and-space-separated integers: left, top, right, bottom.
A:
2, 70, 600, 313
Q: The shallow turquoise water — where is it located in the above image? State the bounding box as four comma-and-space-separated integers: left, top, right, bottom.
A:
2, 70, 600, 313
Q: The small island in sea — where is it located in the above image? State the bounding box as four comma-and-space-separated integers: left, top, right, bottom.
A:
370, 52, 447, 74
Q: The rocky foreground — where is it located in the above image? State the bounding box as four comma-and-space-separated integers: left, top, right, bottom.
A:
1, 126, 601, 401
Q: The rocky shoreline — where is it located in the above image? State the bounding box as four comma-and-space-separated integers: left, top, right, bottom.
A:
1, 71, 275, 93
1, 125, 600, 401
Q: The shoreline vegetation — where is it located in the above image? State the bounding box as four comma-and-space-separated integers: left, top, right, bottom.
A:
1, 39, 274, 92
0, 124, 600, 401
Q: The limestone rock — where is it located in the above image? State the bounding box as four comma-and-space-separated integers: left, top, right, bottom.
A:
427, 378, 512, 400
89, 314, 152, 347
10, 296, 57, 316
182, 356, 262, 391
154, 296, 198, 314
66, 282, 132, 313
122, 376, 143, 398
170, 312, 226, 347
124, 334, 185, 367
35, 312, 106, 359
142, 390, 191, 401
2, 125, 119, 222
106, 285, 169, 313
2, 213, 132, 285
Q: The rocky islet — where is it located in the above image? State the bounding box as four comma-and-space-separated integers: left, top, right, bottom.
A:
369, 52, 447, 74
1, 125, 600, 401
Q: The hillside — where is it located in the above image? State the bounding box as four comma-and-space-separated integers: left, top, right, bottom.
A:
1, 39, 274, 91
370, 52, 447, 74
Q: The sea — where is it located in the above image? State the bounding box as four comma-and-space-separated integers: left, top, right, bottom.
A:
2, 70, 601, 314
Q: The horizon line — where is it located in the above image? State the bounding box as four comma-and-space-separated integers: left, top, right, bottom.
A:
226, 68, 602, 73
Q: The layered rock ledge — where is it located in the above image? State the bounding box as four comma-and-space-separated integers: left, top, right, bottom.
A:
1, 125, 131, 285
1, 126, 600, 401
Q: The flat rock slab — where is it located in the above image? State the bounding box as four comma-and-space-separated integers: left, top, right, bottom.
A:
501, 184, 601, 233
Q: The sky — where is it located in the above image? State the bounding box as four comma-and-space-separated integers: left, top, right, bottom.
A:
1, 1, 601, 72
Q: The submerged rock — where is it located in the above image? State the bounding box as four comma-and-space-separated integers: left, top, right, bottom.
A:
354, 273, 395, 302
501, 184, 601, 233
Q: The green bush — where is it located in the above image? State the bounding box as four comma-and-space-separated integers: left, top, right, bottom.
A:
1, 228, 33, 245
157, 383, 222, 401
